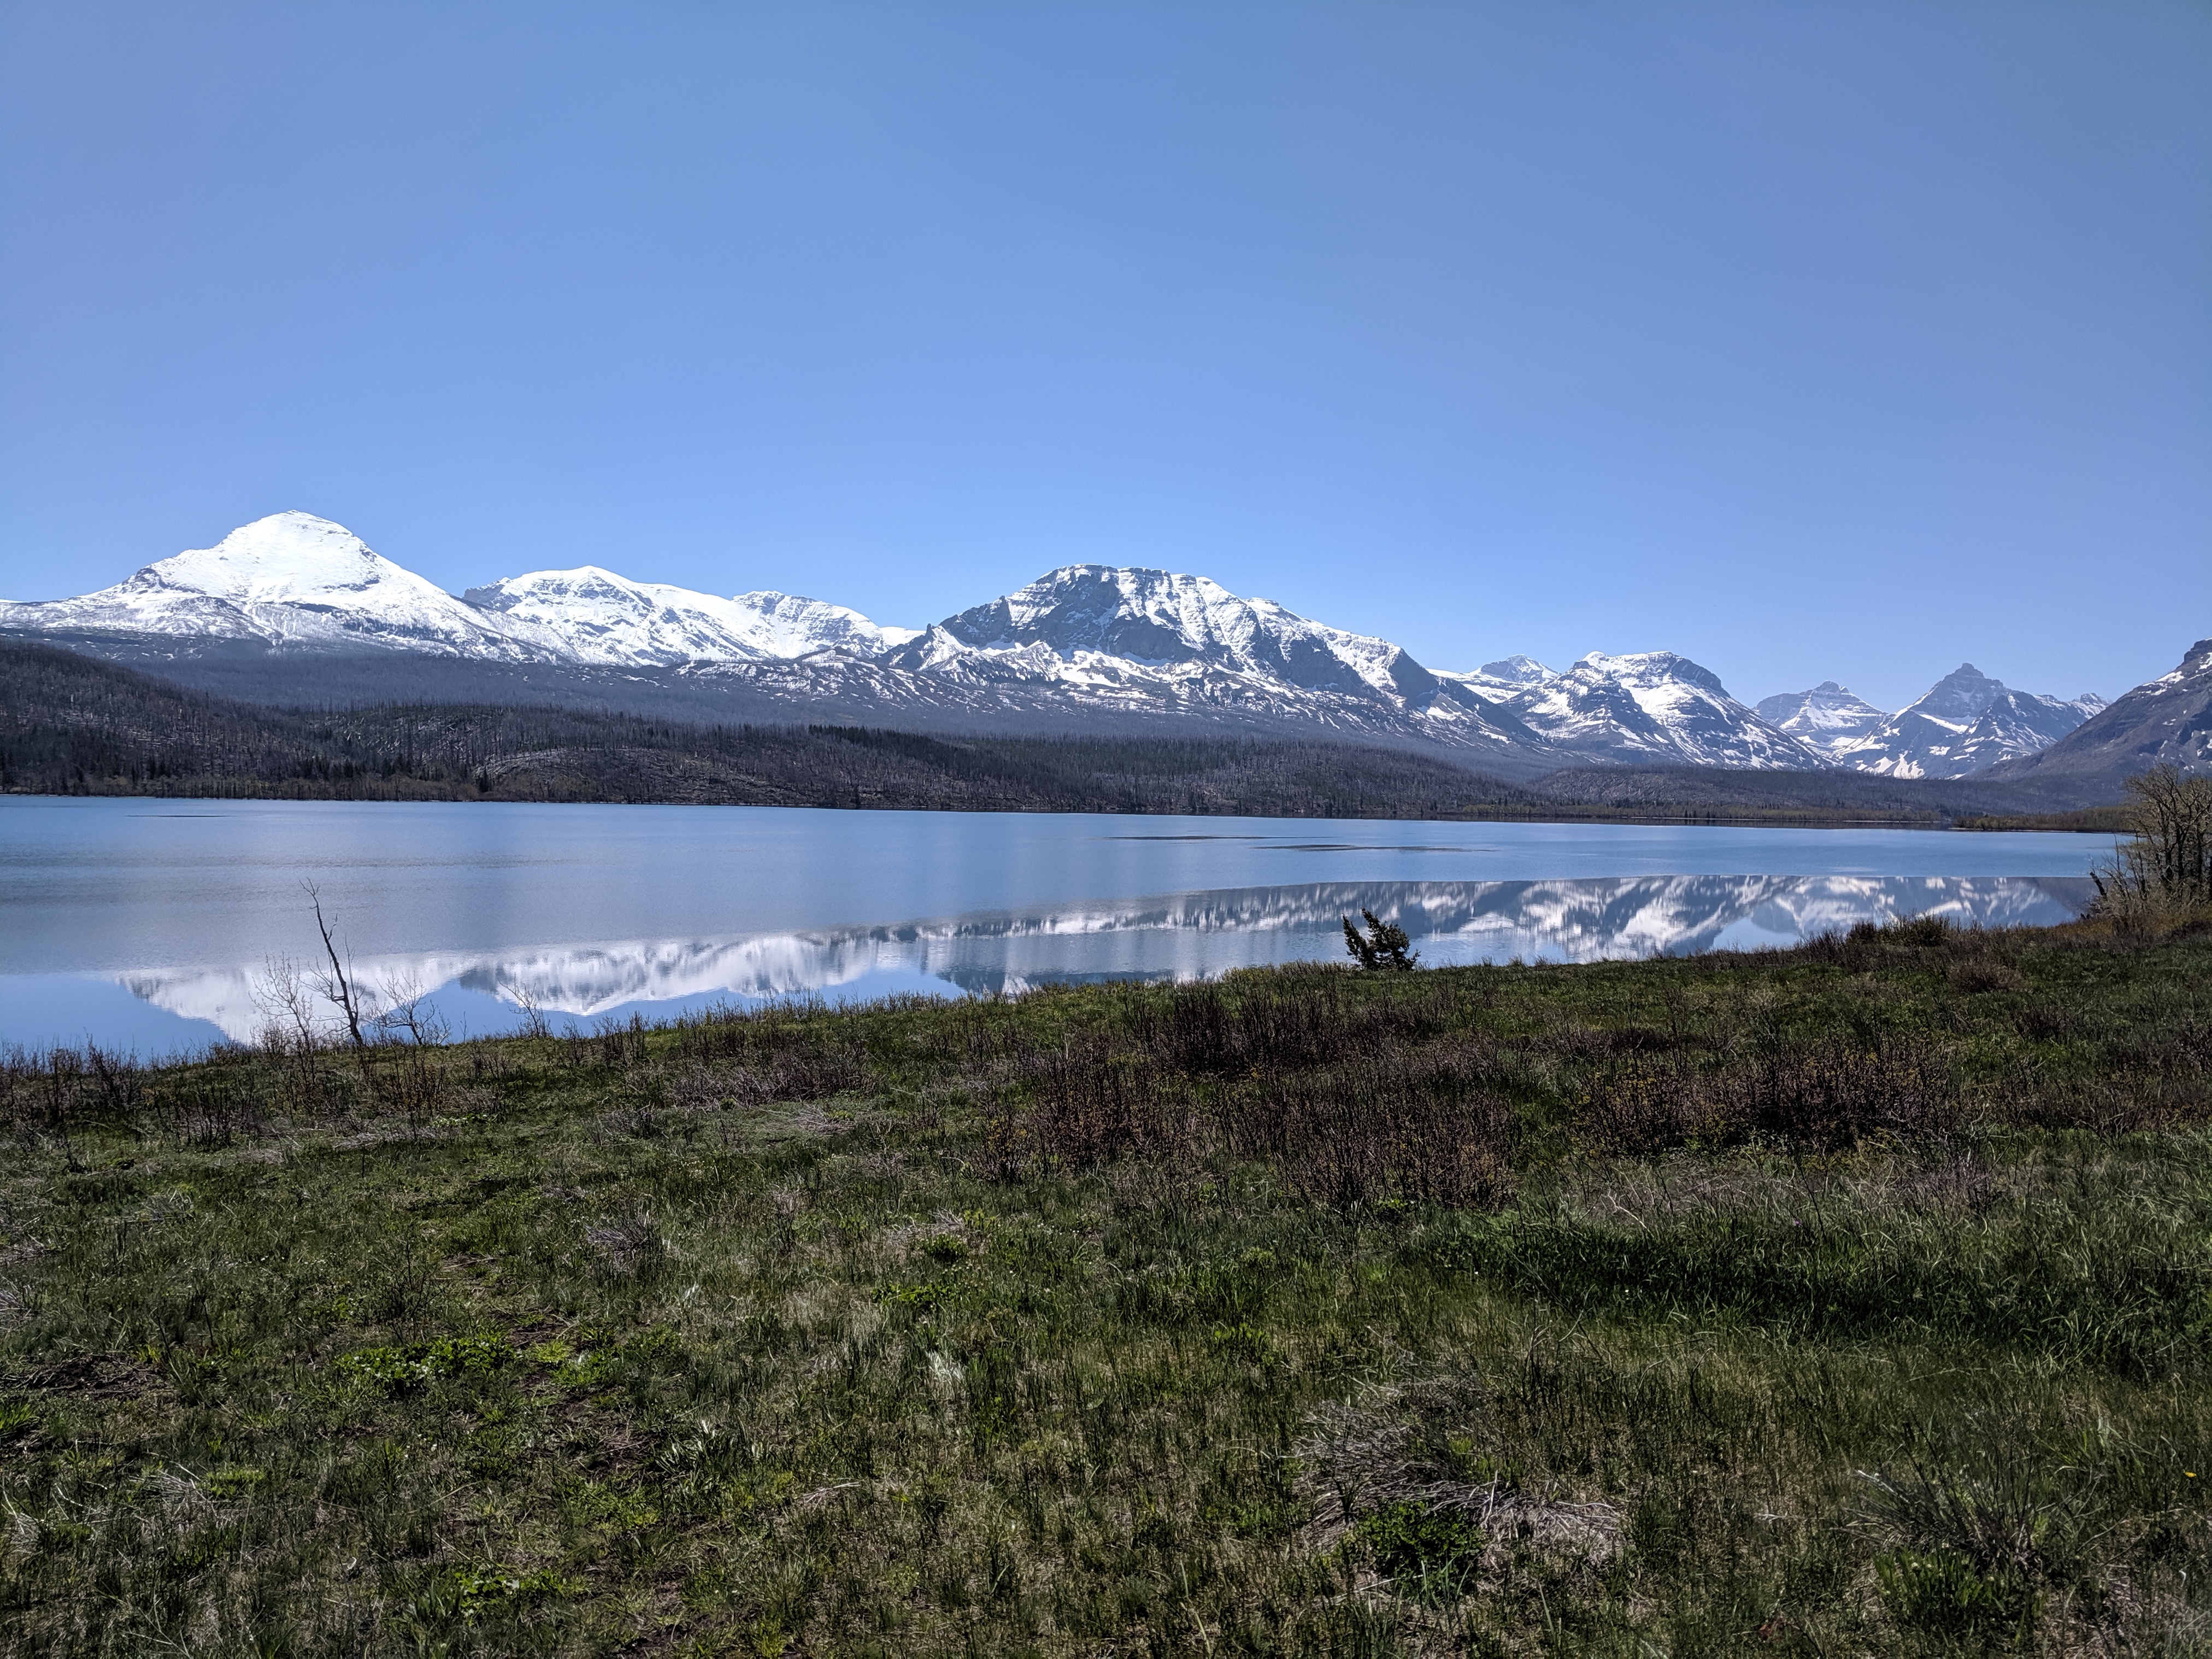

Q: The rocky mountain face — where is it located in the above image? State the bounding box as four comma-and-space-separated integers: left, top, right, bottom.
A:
1754, 682, 1889, 757
884, 565, 1438, 701
866, 564, 1557, 761
1986, 637, 2212, 789
1824, 664, 2104, 779
462, 566, 917, 665
1498, 651, 1828, 770
1, 510, 2158, 782
1433, 656, 1559, 705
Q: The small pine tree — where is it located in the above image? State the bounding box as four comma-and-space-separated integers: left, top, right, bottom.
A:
1342, 908, 1419, 971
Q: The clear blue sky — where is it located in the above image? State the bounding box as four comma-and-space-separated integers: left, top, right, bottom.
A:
2, 1, 2206, 711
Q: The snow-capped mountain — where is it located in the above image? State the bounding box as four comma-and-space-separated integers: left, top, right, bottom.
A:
730, 591, 922, 658
1434, 655, 1560, 704
1492, 651, 1828, 770
1829, 664, 2104, 779
1936, 687, 2108, 777
0, 511, 567, 662
885, 565, 1438, 701
0, 509, 2133, 782
463, 566, 917, 665
0, 513, 916, 668
1754, 682, 1889, 757
871, 563, 1550, 759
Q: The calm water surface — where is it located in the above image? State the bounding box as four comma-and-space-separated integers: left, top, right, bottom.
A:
0, 798, 2112, 1055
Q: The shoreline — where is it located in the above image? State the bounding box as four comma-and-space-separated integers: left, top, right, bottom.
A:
2, 783, 2118, 832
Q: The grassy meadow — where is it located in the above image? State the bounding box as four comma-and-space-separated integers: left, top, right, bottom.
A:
3, 916, 2210, 1655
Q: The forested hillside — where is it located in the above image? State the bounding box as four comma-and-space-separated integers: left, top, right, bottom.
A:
0, 641, 1511, 817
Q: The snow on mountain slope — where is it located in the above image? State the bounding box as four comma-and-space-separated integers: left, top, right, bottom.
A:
1500, 651, 1828, 770
730, 592, 921, 657
0, 513, 564, 661
871, 564, 1554, 760
4, 510, 2126, 783
1434, 656, 1560, 704
1939, 689, 2108, 777
463, 567, 917, 665
886, 565, 1440, 700
1754, 682, 1889, 757
655, 645, 1557, 771
464, 568, 770, 664
1831, 664, 2103, 778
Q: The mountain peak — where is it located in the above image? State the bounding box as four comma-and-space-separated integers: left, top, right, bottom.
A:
1575, 650, 1730, 700
886, 562, 1442, 704
1495, 651, 1824, 770
1751, 681, 1888, 756
1432, 655, 1556, 706
150, 512, 386, 601
1900, 663, 2011, 728
1827, 660, 2099, 778
1987, 632, 2212, 784
0, 511, 561, 661
1476, 655, 1556, 685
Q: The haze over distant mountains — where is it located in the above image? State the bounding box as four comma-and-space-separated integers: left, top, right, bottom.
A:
2, 511, 2195, 789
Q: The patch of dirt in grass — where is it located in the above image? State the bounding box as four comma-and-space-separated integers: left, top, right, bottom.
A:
1298, 1391, 1622, 1573
878, 1208, 984, 1265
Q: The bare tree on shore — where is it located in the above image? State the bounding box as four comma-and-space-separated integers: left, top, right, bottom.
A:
377, 969, 450, 1048
305, 883, 376, 1067
251, 952, 325, 1055
2092, 763, 2212, 920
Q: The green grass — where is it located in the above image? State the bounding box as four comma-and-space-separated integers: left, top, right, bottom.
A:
4, 917, 2211, 1654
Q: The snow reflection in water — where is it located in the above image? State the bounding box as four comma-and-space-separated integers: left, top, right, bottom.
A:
107, 874, 2091, 1048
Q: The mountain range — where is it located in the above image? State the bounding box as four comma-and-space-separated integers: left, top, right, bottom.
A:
1756, 668, 2106, 780
2, 511, 2193, 789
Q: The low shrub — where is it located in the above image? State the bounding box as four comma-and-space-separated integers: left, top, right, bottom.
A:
1357, 1500, 1485, 1598
338, 1334, 510, 1393
1004, 1046, 1198, 1172
1228, 1049, 1516, 1209
1579, 1040, 1954, 1153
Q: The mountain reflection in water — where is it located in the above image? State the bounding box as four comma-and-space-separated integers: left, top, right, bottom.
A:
116, 875, 2092, 1045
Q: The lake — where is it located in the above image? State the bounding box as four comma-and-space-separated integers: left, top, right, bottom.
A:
0, 797, 2113, 1056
